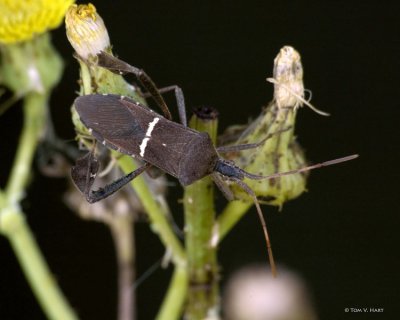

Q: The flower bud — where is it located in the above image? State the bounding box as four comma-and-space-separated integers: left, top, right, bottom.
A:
66, 3, 145, 145
65, 3, 110, 60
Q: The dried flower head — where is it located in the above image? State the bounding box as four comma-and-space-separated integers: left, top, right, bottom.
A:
224, 46, 311, 207
267, 46, 329, 116
0, 0, 74, 44
65, 3, 110, 60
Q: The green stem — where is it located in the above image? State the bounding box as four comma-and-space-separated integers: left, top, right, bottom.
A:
6, 93, 47, 203
117, 155, 189, 319
0, 208, 77, 320
0, 92, 78, 320
0, 190, 6, 207
116, 154, 186, 267
156, 266, 188, 320
183, 109, 220, 319
216, 201, 251, 243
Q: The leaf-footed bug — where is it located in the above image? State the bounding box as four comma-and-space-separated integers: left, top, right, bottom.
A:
71, 52, 358, 276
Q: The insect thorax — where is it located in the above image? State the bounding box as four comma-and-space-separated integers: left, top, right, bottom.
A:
178, 132, 219, 186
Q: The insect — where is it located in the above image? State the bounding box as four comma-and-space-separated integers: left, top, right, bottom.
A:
71, 52, 358, 276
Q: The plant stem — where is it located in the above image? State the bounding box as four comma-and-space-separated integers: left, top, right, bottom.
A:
117, 154, 189, 319
0, 208, 77, 320
0, 92, 77, 320
216, 201, 251, 243
116, 154, 186, 267
183, 108, 220, 319
76, 43, 187, 318
110, 215, 135, 320
6, 93, 47, 203
156, 266, 188, 320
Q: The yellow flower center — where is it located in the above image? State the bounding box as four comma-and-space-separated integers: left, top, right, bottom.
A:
0, 0, 74, 44
73, 3, 96, 21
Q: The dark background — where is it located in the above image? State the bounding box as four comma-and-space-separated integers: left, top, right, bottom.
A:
1, 1, 399, 319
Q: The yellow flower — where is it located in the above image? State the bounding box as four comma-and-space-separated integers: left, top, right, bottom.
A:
0, 0, 74, 44
65, 3, 110, 60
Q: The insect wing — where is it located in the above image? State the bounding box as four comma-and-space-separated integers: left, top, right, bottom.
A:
120, 98, 207, 178
74, 94, 146, 155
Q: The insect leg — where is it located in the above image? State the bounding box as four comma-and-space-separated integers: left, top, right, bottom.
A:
71, 149, 150, 203
143, 85, 187, 126
88, 163, 150, 203
211, 173, 235, 201
97, 51, 173, 121
216, 127, 292, 153
230, 176, 277, 277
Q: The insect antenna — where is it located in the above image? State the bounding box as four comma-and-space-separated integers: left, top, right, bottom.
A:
239, 154, 359, 181
214, 154, 358, 277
